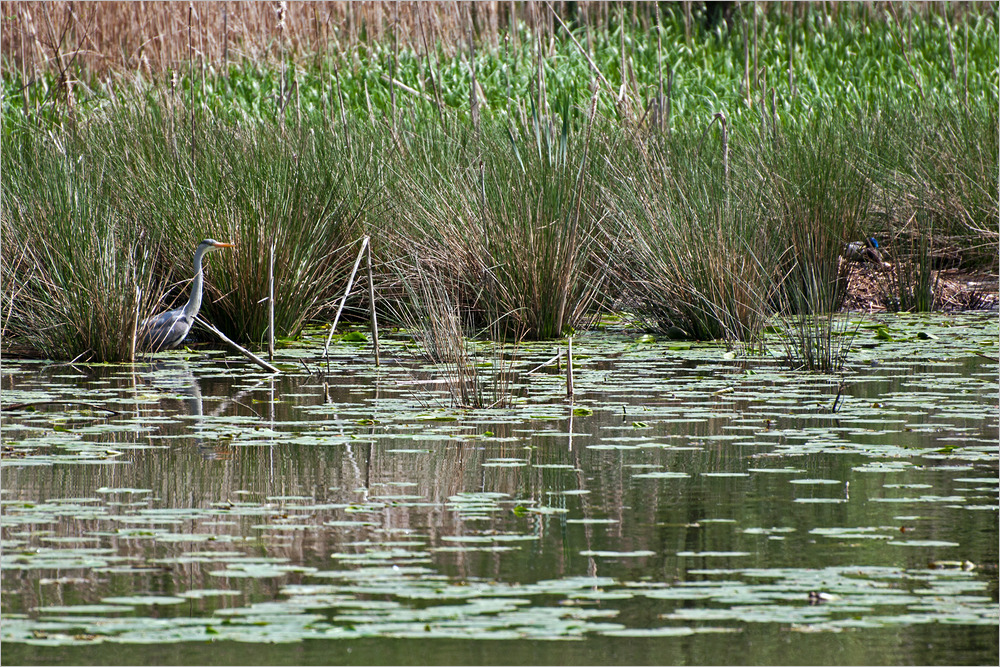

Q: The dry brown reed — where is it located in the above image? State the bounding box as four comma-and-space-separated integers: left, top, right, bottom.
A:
2, 1, 625, 78
4, 1, 988, 84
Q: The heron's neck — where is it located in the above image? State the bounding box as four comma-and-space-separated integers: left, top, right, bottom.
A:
183, 246, 209, 321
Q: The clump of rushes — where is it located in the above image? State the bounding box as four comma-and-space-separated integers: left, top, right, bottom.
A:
391, 104, 604, 340
763, 118, 874, 371
875, 102, 999, 271
1, 129, 161, 361
774, 312, 862, 373
603, 126, 777, 346
474, 106, 605, 339
767, 120, 873, 316
184, 120, 378, 345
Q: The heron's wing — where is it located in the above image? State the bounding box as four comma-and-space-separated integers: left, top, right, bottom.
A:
139, 308, 192, 351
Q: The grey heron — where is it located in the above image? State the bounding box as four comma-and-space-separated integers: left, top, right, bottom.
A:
139, 239, 235, 352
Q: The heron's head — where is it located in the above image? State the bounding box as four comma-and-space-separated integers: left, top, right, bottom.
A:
199, 239, 236, 252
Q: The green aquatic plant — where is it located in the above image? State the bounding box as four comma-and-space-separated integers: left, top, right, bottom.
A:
775, 313, 862, 373
758, 117, 873, 371
177, 120, 379, 344
87, 103, 377, 346
474, 104, 606, 340
766, 118, 874, 317
872, 101, 999, 272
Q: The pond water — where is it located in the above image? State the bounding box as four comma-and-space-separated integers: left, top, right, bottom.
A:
2, 313, 998, 666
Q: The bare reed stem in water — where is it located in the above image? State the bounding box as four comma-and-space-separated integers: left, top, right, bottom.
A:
323, 236, 369, 357
268, 242, 275, 361
366, 236, 380, 367
566, 336, 574, 398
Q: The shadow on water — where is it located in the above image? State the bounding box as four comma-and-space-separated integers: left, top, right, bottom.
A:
2, 625, 997, 666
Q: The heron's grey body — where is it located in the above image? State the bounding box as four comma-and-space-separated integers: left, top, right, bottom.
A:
139, 239, 234, 352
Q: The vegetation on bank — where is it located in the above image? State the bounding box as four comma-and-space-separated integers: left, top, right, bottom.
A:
1, 2, 997, 371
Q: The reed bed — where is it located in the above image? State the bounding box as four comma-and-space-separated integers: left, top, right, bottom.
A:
1, 1, 996, 367
3, 1, 561, 77
6, 2, 996, 130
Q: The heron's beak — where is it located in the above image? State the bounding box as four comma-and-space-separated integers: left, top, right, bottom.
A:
215, 242, 236, 248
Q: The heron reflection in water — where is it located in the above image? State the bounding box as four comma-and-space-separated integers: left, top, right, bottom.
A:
139, 360, 235, 461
